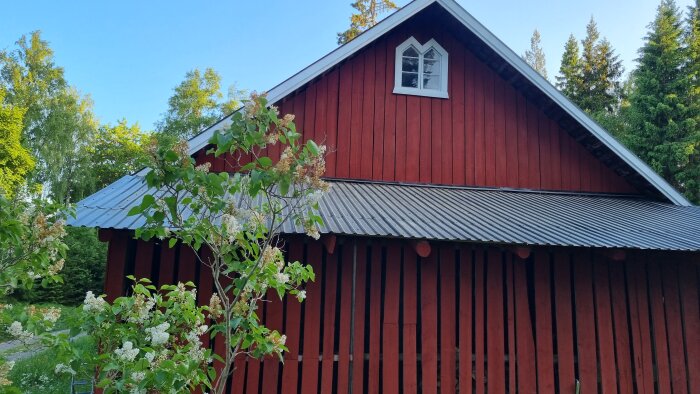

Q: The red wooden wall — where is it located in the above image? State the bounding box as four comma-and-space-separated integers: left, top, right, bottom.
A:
197, 20, 638, 195
104, 231, 699, 393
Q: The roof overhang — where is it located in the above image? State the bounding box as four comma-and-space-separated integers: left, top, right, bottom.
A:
70, 176, 700, 251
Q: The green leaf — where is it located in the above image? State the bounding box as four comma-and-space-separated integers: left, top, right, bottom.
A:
306, 140, 320, 155
127, 205, 142, 216
257, 156, 273, 167
168, 238, 177, 248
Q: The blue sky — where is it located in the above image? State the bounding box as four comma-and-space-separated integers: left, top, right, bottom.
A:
1, 0, 694, 130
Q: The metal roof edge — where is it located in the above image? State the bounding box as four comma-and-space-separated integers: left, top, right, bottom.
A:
182, 0, 690, 206
435, 0, 691, 206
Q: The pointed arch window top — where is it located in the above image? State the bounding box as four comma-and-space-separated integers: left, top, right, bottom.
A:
394, 37, 449, 98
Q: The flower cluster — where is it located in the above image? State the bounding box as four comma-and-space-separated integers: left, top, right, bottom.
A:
115, 341, 140, 362
83, 291, 107, 313
54, 363, 76, 376
126, 293, 156, 324
208, 293, 223, 319
7, 321, 33, 342
26, 305, 61, 325
47, 258, 64, 276
145, 322, 170, 346
0, 360, 15, 386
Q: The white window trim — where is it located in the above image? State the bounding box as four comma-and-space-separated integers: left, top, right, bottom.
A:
393, 37, 449, 99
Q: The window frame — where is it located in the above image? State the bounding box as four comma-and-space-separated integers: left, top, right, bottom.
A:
393, 37, 449, 99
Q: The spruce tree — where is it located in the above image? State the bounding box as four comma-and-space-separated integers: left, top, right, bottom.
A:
681, 0, 700, 202
523, 29, 548, 80
627, 0, 697, 202
556, 34, 583, 99
578, 18, 624, 114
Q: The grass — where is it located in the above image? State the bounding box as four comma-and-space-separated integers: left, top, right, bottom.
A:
6, 335, 95, 393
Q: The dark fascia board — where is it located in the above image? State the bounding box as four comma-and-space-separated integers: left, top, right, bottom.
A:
184, 0, 692, 206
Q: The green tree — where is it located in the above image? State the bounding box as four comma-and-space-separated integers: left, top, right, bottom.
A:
578, 18, 624, 113
89, 119, 148, 190
19, 227, 106, 305
625, 0, 698, 202
686, 1, 700, 122
556, 34, 583, 98
523, 29, 548, 80
683, 0, 700, 202
337, 0, 398, 44
156, 68, 242, 140
0, 31, 98, 202
0, 88, 34, 197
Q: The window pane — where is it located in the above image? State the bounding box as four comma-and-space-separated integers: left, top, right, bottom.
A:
424, 48, 439, 60
423, 73, 440, 89
402, 72, 419, 88
402, 57, 419, 73
423, 59, 440, 74
402, 46, 419, 57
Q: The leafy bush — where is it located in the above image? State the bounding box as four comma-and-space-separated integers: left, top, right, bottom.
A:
12, 227, 106, 305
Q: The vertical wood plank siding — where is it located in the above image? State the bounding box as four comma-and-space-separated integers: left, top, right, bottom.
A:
196, 24, 638, 195
104, 232, 699, 393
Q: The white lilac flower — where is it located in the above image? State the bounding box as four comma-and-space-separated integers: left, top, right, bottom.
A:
47, 259, 65, 275
144, 352, 155, 364
54, 363, 76, 375
296, 290, 306, 301
222, 214, 242, 238
42, 307, 61, 324
115, 341, 140, 362
127, 295, 156, 324
131, 371, 146, 382
7, 321, 33, 342
26, 271, 41, 280
83, 291, 107, 313
188, 343, 207, 362
145, 322, 170, 346
274, 272, 290, 285
306, 190, 324, 205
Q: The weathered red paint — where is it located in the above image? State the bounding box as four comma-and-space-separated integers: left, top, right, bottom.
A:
103, 231, 699, 393
197, 21, 639, 195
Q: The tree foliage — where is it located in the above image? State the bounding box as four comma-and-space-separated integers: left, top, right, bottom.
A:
523, 29, 548, 80
0, 31, 98, 203
89, 120, 148, 190
624, 0, 699, 202
337, 0, 398, 44
0, 88, 34, 197
577, 18, 625, 113
156, 68, 243, 140
556, 34, 584, 99
15, 227, 106, 306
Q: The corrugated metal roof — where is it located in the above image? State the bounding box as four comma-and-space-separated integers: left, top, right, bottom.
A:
69, 175, 700, 251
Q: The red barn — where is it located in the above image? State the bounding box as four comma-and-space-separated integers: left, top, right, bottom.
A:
72, 0, 700, 392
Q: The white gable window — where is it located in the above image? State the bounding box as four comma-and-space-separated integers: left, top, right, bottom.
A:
393, 37, 449, 98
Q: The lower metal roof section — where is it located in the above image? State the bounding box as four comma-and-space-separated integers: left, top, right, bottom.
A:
69, 176, 700, 251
